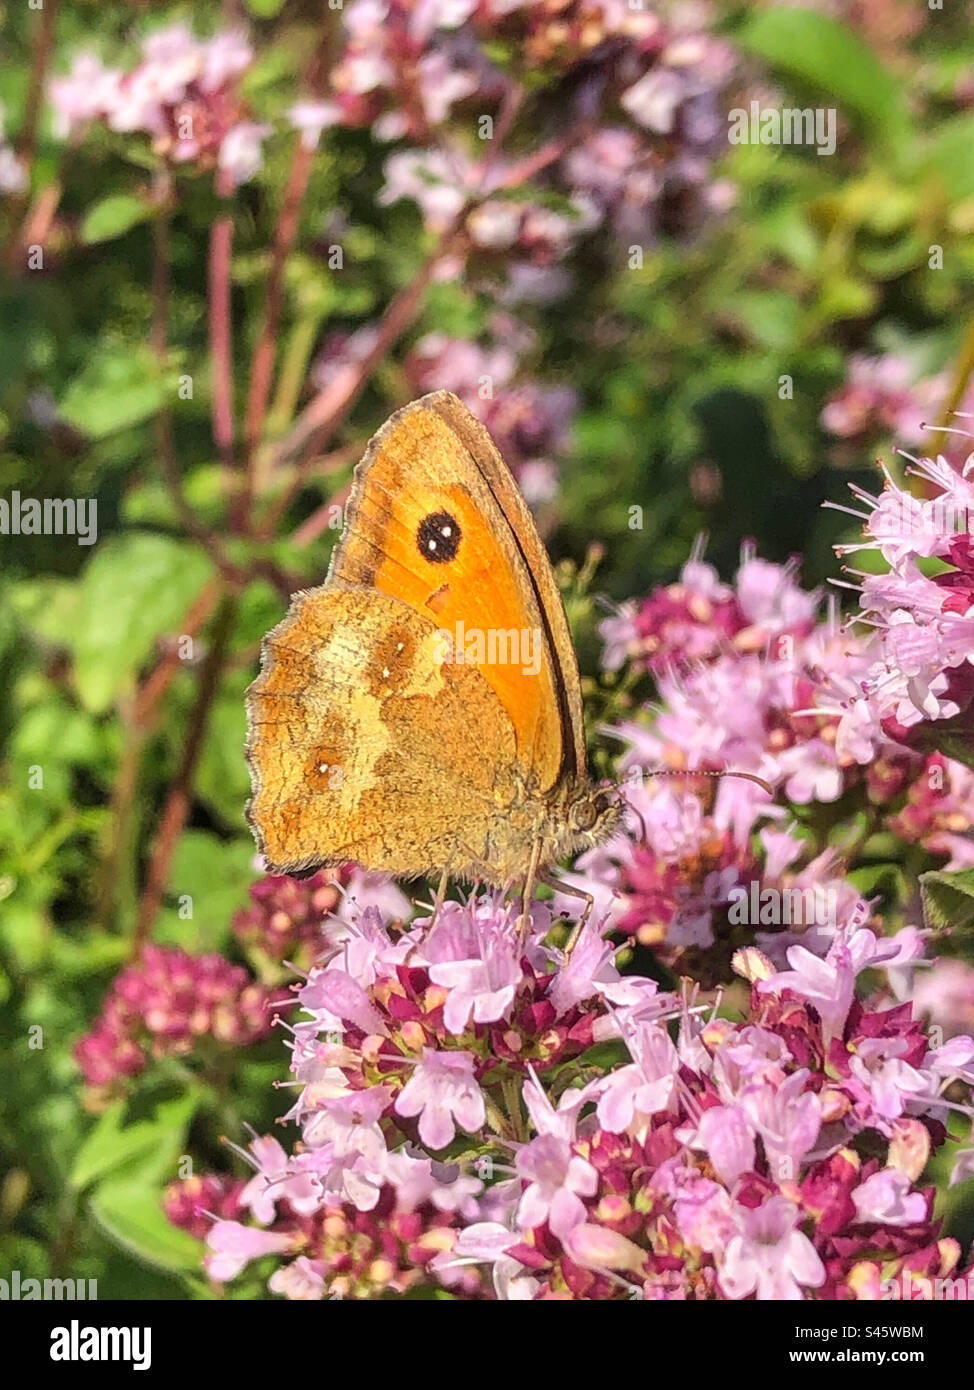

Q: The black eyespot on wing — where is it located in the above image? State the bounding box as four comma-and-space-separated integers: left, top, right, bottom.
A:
417, 511, 461, 564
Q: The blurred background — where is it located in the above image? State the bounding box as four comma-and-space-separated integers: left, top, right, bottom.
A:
1, 0, 974, 1296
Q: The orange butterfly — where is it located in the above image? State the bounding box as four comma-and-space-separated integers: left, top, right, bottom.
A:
245, 391, 768, 939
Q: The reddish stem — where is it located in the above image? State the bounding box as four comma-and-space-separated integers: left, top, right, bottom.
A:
209, 173, 236, 487
16, 0, 59, 180
259, 211, 472, 536
132, 593, 238, 954
242, 138, 314, 478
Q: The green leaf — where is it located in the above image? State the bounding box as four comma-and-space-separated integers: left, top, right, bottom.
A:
71, 1087, 201, 1191
58, 346, 171, 439
847, 862, 909, 907
728, 291, 802, 350
739, 8, 912, 152
9, 577, 81, 647
89, 1179, 204, 1273
194, 681, 253, 830
155, 830, 257, 952
72, 533, 213, 713
920, 868, 974, 939
81, 194, 152, 245
922, 112, 974, 202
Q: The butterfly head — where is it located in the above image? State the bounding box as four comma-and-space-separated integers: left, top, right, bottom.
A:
556, 779, 624, 857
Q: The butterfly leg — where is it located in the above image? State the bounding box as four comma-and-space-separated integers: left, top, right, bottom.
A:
428, 866, 451, 928
538, 872, 596, 957
516, 838, 545, 946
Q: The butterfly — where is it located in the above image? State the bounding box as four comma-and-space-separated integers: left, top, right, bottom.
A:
245, 391, 769, 939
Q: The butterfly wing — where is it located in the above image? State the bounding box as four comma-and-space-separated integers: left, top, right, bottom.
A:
246, 585, 518, 876
327, 391, 585, 793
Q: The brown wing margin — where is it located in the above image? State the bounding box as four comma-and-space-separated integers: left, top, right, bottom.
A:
421, 390, 586, 784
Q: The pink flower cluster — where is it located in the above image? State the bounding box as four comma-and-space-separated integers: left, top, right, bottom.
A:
74, 945, 275, 1095
586, 526, 974, 972
201, 890, 974, 1300
300, 0, 738, 258
821, 354, 946, 448
165, 1173, 247, 1242
405, 322, 576, 502
48, 25, 266, 187
828, 451, 974, 752
312, 315, 575, 502
233, 864, 409, 966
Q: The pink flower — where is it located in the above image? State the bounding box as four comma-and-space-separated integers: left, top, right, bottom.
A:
380, 149, 471, 231
299, 968, 390, 1037
690, 1104, 755, 1185
719, 1197, 825, 1300
739, 1071, 822, 1180
239, 1135, 289, 1225
48, 53, 122, 137
287, 100, 340, 149
394, 1049, 486, 1149
546, 915, 660, 1016
596, 1020, 679, 1131
205, 1221, 294, 1282
200, 30, 253, 93
516, 1135, 598, 1240
848, 1038, 929, 1123
852, 1169, 929, 1227
415, 899, 523, 1034
219, 120, 270, 187
599, 601, 640, 672
759, 937, 858, 1044
269, 1256, 326, 1300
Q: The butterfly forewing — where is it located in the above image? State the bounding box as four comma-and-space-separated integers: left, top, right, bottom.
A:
327, 394, 578, 794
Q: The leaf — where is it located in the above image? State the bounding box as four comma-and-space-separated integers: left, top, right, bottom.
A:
847, 862, 909, 907
81, 194, 152, 245
921, 112, 974, 203
739, 8, 912, 152
155, 830, 257, 952
58, 346, 171, 439
728, 291, 802, 350
920, 868, 974, 939
72, 533, 213, 713
89, 1179, 204, 1273
194, 681, 253, 829
71, 1087, 201, 1191
9, 577, 82, 648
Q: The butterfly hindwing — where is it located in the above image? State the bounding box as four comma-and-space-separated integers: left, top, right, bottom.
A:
245, 585, 517, 876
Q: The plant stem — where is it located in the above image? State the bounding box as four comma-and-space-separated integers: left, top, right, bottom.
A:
15, 0, 59, 184
258, 209, 473, 536
132, 592, 239, 954
209, 174, 236, 492
242, 137, 314, 502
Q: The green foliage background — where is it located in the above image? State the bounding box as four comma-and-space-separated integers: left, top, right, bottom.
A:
1, 1, 974, 1296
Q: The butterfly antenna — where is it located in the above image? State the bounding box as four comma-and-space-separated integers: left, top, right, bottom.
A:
649, 767, 773, 796
615, 767, 774, 845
